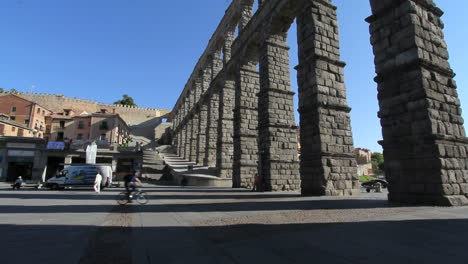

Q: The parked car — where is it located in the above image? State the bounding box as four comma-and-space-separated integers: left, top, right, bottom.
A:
361, 179, 388, 193
46, 164, 112, 190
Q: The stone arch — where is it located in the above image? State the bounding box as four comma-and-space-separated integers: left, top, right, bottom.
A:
170, 0, 468, 206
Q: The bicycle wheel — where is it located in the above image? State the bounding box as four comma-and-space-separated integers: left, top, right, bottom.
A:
136, 191, 149, 205
117, 192, 128, 205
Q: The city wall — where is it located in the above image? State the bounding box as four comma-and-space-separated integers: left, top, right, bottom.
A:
0, 91, 170, 126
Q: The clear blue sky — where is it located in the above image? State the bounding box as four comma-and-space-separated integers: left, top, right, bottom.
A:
0, 0, 466, 152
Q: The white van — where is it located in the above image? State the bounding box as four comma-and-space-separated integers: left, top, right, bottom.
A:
46, 164, 113, 190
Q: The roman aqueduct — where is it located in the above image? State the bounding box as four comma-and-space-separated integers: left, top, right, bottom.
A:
170, 0, 468, 206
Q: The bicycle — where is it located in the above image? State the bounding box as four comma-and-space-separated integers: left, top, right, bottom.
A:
117, 189, 149, 205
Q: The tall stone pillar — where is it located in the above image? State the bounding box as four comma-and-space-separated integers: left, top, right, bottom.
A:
197, 102, 208, 164
190, 110, 200, 163
204, 91, 220, 167
216, 78, 236, 179
179, 125, 185, 158
175, 129, 181, 156
223, 30, 235, 64
175, 111, 182, 154
203, 63, 213, 93
239, 0, 254, 32
212, 50, 224, 80
173, 131, 179, 154
367, 0, 468, 205
190, 80, 202, 163
180, 100, 188, 157
233, 63, 260, 188
194, 78, 202, 103
296, 0, 359, 196
184, 119, 192, 160
184, 92, 193, 160
172, 112, 178, 153
258, 34, 300, 191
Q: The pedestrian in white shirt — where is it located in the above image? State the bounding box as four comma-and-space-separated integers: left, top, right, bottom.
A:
94, 170, 102, 193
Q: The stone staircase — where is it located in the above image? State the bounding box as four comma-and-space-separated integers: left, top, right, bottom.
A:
141, 149, 166, 181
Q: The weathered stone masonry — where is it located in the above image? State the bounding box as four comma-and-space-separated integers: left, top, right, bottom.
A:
258, 34, 300, 192
171, 0, 467, 205
367, 0, 468, 205
296, 0, 358, 196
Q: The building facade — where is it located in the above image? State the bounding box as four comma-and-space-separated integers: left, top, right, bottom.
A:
0, 137, 46, 182
0, 94, 51, 138
45, 109, 131, 145
0, 107, 140, 183
354, 148, 373, 177
0, 114, 34, 138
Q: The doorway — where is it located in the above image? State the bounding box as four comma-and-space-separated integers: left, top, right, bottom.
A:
7, 162, 33, 181
46, 157, 65, 180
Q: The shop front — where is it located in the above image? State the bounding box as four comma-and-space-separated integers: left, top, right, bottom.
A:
0, 137, 46, 182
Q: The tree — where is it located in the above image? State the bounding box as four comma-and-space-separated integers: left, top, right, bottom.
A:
0, 88, 4, 93
114, 94, 137, 106
371, 152, 385, 175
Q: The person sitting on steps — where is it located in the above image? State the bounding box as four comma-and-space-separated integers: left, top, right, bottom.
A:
12, 176, 24, 190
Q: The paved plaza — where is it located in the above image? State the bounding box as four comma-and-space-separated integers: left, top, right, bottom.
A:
1, 183, 468, 264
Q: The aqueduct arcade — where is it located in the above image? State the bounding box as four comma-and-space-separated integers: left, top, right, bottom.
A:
170, 0, 468, 206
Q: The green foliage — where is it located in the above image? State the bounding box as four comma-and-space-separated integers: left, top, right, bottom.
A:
10, 88, 18, 93
359, 175, 376, 182
114, 94, 137, 106
0, 88, 4, 93
371, 152, 385, 175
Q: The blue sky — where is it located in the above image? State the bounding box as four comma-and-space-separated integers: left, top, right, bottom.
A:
0, 0, 466, 152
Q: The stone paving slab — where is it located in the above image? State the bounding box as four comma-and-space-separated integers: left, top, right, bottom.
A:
1, 183, 468, 264
131, 185, 468, 264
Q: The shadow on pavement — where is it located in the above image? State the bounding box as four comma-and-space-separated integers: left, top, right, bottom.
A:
0, 197, 400, 214
1, 218, 468, 264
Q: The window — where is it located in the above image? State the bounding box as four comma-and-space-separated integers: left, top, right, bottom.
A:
100, 133, 106, 140
37, 108, 41, 114
59, 121, 65, 129
78, 121, 84, 129
11, 106, 16, 112
64, 110, 70, 116
77, 133, 83, 140
10, 116, 15, 121
100, 121, 108, 130
12, 127, 16, 131
42, 110, 45, 116
24, 120, 30, 126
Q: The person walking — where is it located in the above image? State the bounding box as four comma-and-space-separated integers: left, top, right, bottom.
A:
94, 170, 102, 193
252, 173, 260, 192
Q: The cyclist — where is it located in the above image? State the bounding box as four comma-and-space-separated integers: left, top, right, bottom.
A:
124, 172, 141, 202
